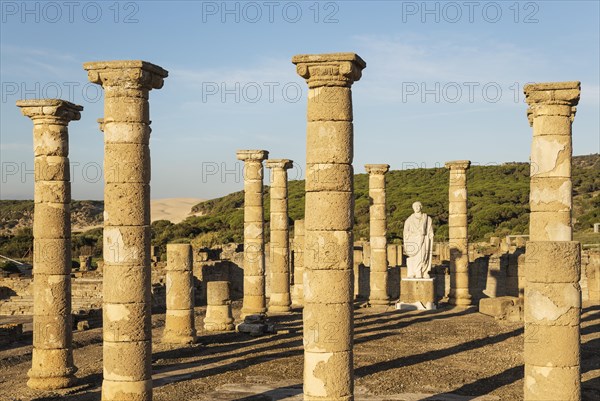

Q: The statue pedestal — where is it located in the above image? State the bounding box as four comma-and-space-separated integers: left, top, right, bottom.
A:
396, 278, 436, 311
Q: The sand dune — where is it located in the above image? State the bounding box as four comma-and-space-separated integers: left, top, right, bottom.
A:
151, 198, 205, 223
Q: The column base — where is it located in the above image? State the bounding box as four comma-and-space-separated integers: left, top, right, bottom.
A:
28, 348, 78, 390
368, 298, 391, 306
27, 372, 77, 390
268, 305, 292, 314
102, 378, 152, 401
448, 288, 472, 306
240, 308, 267, 319
204, 319, 235, 332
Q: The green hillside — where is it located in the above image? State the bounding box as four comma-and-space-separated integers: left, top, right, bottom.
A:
1, 154, 598, 261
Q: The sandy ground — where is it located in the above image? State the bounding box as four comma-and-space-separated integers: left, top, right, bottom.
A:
0, 301, 598, 401
150, 198, 205, 223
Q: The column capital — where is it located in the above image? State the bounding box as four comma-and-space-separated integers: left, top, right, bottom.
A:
83, 60, 168, 90
365, 164, 390, 175
236, 149, 268, 162
524, 81, 580, 126
292, 52, 366, 88
266, 159, 293, 170
16, 99, 82, 122
445, 160, 471, 171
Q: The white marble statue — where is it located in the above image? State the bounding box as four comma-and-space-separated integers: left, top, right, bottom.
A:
403, 201, 434, 278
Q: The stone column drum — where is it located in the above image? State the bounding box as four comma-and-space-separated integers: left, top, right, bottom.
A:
523, 81, 581, 400
17, 99, 82, 390
292, 219, 305, 306
445, 160, 471, 306
365, 164, 390, 305
293, 52, 366, 401
237, 150, 269, 317
163, 244, 196, 344
84, 60, 168, 401
204, 281, 235, 331
266, 159, 294, 313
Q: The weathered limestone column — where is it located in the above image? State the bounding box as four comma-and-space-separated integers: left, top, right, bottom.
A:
523, 82, 581, 400
445, 160, 471, 306
293, 52, 366, 401
526, 82, 579, 241
17, 99, 82, 390
237, 150, 269, 317
163, 244, 196, 344
84, 60, 168, 401
292, 219, 305, 306
266, 159, 294, 313
204, 281, 235, 331
365, 164, 390, 305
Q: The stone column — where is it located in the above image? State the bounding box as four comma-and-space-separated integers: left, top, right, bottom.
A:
84, 60, 168, 401
292, 219, 305, 306
204, 281, 235, 331
365, 164, 390, 306
266, 159, 293, 313
445, 160, 471, 306
237, 150, 269, 317
163, 244, 196, 344
17, 99, 82, 390
523, 81, 581, 400
293, 52, 366, 401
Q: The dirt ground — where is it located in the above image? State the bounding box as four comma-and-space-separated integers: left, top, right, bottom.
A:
0, 301, 598, 401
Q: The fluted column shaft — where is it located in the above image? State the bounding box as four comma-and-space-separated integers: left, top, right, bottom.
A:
446, 160, 471, 306
17, 99, 82, 390
163, 244, 196, 344
266, 159, 293, 313
293, 52, 366, 401
365, 164, 390, 305
84, 60, 168, 401
237, 150, 269, 317
523, 81, 581, 401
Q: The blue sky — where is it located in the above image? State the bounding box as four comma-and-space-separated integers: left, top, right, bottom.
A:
1, 0, 599, 200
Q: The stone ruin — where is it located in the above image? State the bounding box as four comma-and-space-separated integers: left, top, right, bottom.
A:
0, 54, 596, 401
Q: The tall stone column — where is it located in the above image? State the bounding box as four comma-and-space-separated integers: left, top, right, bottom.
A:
237, 150, 269, 317
292, 219, 305, 306
365, 164, 390, 305
293, 52, 366, 401
445, 160, 471, 306
163, 244, 196, 344
266, 159, 293, 313
523, 81, 581, 400
17, 99, 82, 390
84, 60, 168, 401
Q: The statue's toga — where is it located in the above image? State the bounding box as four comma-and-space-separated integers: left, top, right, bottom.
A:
403, 201, 434, 278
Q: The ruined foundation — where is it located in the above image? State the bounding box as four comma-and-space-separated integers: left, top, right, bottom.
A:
237, 150, 269, 318
293, 52, 366, 401
85, 60, 168, 401
163, 244, 197, 344
17, 99, 82, 390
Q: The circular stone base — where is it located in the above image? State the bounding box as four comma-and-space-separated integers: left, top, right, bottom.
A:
27, 374, 77, 390
267, 305, 292, 314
